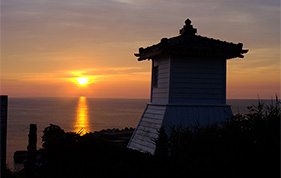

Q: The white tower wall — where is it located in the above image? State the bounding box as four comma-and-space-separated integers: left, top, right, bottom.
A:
128, 56, 232, 154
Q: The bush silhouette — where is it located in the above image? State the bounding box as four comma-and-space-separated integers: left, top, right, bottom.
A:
154, 98, 280, 178
29, 98, 280, 178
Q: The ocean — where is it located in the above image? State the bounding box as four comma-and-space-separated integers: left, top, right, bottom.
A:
6, 97, 276, 170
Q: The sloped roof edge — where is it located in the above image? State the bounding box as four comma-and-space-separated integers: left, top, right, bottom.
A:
135, 18, 248, 61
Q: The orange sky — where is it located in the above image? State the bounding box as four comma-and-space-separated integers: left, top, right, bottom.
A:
1, 0, 280, 99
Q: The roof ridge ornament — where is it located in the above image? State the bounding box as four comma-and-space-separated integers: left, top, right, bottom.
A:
135, 18, 248, 61
179, 18, 197, 36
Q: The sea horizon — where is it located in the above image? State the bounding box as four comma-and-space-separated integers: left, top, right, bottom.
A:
5, 96, 280, 100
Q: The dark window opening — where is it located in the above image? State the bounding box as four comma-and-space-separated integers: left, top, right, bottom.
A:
152, 66, 158, 88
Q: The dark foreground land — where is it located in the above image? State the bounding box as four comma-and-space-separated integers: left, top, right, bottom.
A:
7, 100, 280, 178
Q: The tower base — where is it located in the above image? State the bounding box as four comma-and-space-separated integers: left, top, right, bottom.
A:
127, 103, 232, 154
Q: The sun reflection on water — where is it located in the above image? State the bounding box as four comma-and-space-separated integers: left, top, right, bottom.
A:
75, 96, 89, 135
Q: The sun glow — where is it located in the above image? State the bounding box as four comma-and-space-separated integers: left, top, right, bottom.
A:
76, 77, 89, 86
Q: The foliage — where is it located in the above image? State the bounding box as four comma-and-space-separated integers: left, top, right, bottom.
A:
36, 125, 157, 178
154, 98, 280, 178
154, 126, 168, 158
6, 167, 25, 178
13, 98, 279, 178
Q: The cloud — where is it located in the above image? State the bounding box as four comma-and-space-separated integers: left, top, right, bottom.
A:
111, 0, 141, 5
84, 67, 143, 75
1, 0, 279, 97
5, 66, 148, 81
0, 79, 19, 82
2, 0, 279, 51
65, 67, 143, 76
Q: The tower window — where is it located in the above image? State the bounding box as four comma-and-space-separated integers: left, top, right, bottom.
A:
152, 66, 158, 88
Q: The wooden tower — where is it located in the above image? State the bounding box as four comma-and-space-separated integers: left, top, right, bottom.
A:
127, 19, 248, 154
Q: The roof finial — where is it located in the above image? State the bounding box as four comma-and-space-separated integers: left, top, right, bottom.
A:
179, 18, 197, 36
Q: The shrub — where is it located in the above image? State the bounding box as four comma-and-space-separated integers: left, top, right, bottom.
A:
155, 98, 280, 178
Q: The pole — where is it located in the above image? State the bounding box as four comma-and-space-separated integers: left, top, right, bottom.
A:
26, 124, 37, 178
1, 95, 8, 178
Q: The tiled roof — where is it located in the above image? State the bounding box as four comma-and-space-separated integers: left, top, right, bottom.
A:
135, 19, 248, 61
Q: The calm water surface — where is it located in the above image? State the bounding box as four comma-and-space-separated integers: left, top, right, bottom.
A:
7, 97, 148, 170
6, 97, 275, 170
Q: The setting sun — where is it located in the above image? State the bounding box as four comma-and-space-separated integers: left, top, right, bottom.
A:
76, 77, 89, 86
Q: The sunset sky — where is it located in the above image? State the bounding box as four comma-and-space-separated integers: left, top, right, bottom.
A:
1, 0, 280, 99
